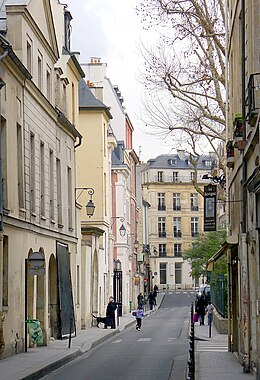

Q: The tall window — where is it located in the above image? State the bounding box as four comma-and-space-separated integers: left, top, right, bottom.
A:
17, 124, 24, 209
158, 193, 166, 211
191, 172, 195, 181
49, 150, 54, 221
158, 171, 163, 182
56, 158, 62, 226
46, 66, 51, 101
2, 235, 8, 307
173, 193, 181, 211
72, 82, 75, 124
174, 243, 182, 257
67, 167, 72, 229
159, 244, 167, 257
158, 217, 166, 237
30, 133, 35, 213
160, 263, 167, 284
173, 172, 178, 182
190, 193, 199, 211
38, 53, 42, 90
173, 217, 182, 237
40, 142, 45, 216
26, 39, 32, 73
191, 217, 199, 237
1, 118, 7, 209
175, 263, 182, 284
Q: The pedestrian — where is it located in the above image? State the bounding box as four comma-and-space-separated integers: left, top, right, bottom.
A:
153, 284, 158, 295
105, 296, 117, 329
137, 292, 144, 308
153, 284, 158, 306
148, 291, 155, 311
205, 301, 214, 325
195, 295, 207, 325
134, 304, 144, 331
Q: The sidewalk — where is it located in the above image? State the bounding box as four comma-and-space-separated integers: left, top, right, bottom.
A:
194, 323, 255, 380
0, 294, 164, 380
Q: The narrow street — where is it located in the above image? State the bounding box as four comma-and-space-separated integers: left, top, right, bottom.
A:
43, 291, 193, 380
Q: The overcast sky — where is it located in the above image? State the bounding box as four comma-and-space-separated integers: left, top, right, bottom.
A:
64, 0, 175, 162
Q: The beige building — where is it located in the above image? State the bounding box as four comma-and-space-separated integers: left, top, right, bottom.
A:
222, 0, 260, 375
0, 0, 83, 357
139, 151, 215, 291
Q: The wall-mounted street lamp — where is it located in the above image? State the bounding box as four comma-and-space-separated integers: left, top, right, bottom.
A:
75, 187, 95, 217
202, 173, 226, 188
110, 216, 126, 237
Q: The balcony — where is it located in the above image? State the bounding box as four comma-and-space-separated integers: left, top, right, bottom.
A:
174, 252, 182, 257
174, 231, 182, 238
159, 251, 167, 257
158, 231, 166, 238
246, 73, 260, 126
191, 205, 198, 211
191, 232, 199, 238
226, 140, 235, 169
173, 205, 181, 211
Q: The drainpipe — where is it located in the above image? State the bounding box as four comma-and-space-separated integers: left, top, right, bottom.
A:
241, 0, 250, 372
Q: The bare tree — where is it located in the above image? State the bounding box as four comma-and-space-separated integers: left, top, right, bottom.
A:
136, 0, 226, 171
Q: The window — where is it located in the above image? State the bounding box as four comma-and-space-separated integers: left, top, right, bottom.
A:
190, 193, 199, 211
191, 172, 195, 181
56, 158, 62, 226
173, 193, 181, 211
46, 66, 51, 101
49, 150, 54, 221
72, 82, 75, 124
173, 172, 178, 182
191, 217, 199, 237
40, 142, 45, 216
174, 243, 182, 257
160, 263, 167, 284
1, 117, 7, 209
26, 39, 32, 73
158, 193, 166, 211
175, 263, 182, 284
17, 124, 24, 209
173, 217, 182, 238
2, 235, 8, 307
62, 83, 67, 113
67, 167, 72, 229
38, 53, 42, 90
30, 133, 35, 214
158, 171, 163, 182
158, 217, 166, 237
204, 160, 212, 166
168, 159, 176, 165
159, 244, 167, 257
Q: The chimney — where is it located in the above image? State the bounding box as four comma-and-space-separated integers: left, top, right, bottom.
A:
177, 149, 186, 161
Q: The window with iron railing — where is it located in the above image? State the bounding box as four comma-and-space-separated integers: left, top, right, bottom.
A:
159, 244, 167, 257
173, 193, 181, 211
173, 217, 182, 238
158, 217, 166, 237
191, 217, 199, 237
174, 243, 182, 257
158, 171, 163, 182
172, 171, 178, 182
190, 193, 198, 211
158, 193, 166, 211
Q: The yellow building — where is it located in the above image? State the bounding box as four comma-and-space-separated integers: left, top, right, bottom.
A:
140, 151, 215, 290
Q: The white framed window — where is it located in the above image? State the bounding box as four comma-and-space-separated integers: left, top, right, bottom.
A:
173, 193, 181, 211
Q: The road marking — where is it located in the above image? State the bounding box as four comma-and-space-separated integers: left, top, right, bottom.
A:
196, 342, 228, 352
138, 338, 151, 342
112, 340, 122, 343
176, 292, 180, 294
168, 338, 176, 341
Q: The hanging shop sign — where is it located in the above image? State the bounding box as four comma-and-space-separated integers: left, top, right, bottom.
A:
204, 185, 217, 232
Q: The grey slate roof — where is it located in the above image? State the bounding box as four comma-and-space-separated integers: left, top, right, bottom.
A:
78, 79, 112, 119
146, 153, 217, 170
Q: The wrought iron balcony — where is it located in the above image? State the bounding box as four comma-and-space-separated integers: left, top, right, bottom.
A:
158, 231, 166, 238
173, 205, 181, 211
246, 73, 260, 126
174, 231, 182, 238
158, 204, 166, 211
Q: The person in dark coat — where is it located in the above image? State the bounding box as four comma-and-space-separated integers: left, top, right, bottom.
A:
148, 291, 156, 311
105, 296, 117, 329
195, 295, 207, 325
137, 292, 144, 308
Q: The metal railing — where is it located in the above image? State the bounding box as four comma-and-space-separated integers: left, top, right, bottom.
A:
210, 274, 227, 318
187, 302, 195, 380
246, 72, 260, 125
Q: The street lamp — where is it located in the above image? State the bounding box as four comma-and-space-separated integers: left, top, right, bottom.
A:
75, 187, 95, 217
110, 217, 126, 237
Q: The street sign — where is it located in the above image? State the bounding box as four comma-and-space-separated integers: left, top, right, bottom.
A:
28, 251, 45, 276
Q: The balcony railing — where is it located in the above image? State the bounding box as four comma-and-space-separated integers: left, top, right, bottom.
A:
159, 251, 167, 257
190, 205, 198, 211
174, 252, 182, 257
173, 205, 181, 211
174, 231, 182, 238
191, 232, 199, 238
158, 231, 166, 238
158, 204, 166, 211
246, 72, 260, 126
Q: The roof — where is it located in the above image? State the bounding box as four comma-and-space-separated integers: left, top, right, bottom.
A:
78, 79, 112, 119
145, 153, 217, 170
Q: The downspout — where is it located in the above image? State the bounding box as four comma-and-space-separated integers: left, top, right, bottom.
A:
241, 0, 250, 372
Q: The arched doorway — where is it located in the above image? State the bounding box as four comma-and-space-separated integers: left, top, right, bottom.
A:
48, 254, 58, 339
36, 248, 45, 343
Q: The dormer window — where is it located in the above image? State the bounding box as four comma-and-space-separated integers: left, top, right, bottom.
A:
204, 160, 212, 166
168, 159, 176, 166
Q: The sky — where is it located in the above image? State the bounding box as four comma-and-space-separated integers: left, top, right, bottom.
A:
64, 0, 176, 162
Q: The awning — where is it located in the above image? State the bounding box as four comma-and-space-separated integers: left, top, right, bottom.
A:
207, 235, 238, 271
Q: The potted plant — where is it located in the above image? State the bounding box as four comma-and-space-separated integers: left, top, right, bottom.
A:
226, 140, 235, 168
233, 113, 243, 143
